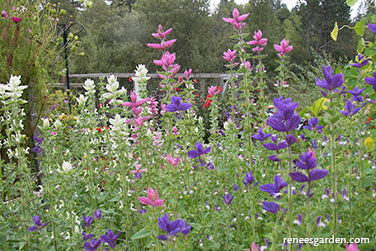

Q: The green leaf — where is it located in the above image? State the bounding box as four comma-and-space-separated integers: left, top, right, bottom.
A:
331, 22, 338, 41
357, 38, 365, 54
355, 19, 365, 36
131, 229, 152, 240
346, 0, 359, 6
309, 98, 326, 117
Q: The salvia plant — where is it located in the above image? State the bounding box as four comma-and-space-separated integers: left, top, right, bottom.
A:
0, 1, 376, 251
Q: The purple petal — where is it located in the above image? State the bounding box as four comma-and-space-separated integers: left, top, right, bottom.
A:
187, 150, 200, 158
289, 172, 309, 182
309, 169, 329, 181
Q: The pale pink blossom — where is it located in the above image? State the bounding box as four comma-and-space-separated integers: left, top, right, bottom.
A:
167, 154, 179, 167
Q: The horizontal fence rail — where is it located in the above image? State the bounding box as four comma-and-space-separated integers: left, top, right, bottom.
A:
53, 73, 239, 89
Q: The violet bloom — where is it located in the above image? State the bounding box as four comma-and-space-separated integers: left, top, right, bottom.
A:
289, 149, 328, 184
222, 8, 249, 31
165, 95, 192, 112
369, 24, 376, 33
243, 171, 256, 187
157, 214, 182, 240
348, 87, 364, 102
339, 100, 361, 117
31, 135, 45, 153
252, 127, 272, 141
187, 142, 211, 166
259, 175, 288, 198
262, 201, 280, 214
84, 238, 102, 251
27, 215, 49, 232
274, 39, 293, 57
82, 215, 93, 228
316, 65, 344, 92
365, 71, 376, 92
349, 54, 369, 68
304, 117, 324, 133
224, 193, 234, 205
82, 231, 94, 241
178, 220, 192, 236
266, 97, 301, 132
100, 229, 121, 248
94, 210, 101, 220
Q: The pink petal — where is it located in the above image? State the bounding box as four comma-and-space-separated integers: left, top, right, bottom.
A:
153, 199, 164, 207
138, 197, 153, 205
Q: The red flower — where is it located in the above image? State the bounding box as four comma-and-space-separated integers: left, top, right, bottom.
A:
193, 79, 198, 83
175, 88, 180, 92
178, 76, 183, 82
129, 77, 133, 82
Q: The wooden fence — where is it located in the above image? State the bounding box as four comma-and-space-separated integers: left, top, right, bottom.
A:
54, 73, 236, 94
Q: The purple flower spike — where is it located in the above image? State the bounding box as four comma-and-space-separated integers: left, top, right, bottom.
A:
179, 220, 192, 236
365, 71, 376, 92
316, 65, 344, 91
243, 171, 255, 187
369, 24, 376, 33
252, 127, 272, 141
224, 193, 234, 205
94, 210, 101, 220
309, 169, 329, 181
157, 214, 182, 240
84, 238, 102, 251
259, 175, 288, 198
82, 231, 94, 241
339, 100, 361, 117
262, 201, 280, 213
289, 172, 309, 182
350, 54, 369, 68
100, 229, 121, 248
83, 215, 93, 228
27, 215, 49, 232
165, 96, 192, 112
187, 142, 211, 166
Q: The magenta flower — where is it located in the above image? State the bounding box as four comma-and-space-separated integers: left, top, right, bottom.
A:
11, 17, 21, 23
154, 51, 177, 70
152, 25, 173, 40
223, 49, 237, 63
248, 30, 268, 51
167, 154, 179, 167
274, 39, 293, 57
1, 10, 8, 18
138, 187, 164, 208
120, 91, 149, 108
147, 39, 176, 51
345, 243, 360, 251
208, 86, 222, 96
223, 8, 249, 31
184, 68, 192, 79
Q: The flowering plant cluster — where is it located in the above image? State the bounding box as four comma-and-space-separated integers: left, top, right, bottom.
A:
1, 2, 376, 251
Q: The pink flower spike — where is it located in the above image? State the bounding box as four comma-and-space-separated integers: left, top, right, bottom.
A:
223, 49, 237, 63
167, 154, 179, 167
251, 242, 260, 251
274, 39, 293, 56
247, 30, 268, 47
138, 187, 164, 207
11, 17, 21, 23
184, 69, 192, 79
307, 147, 316, 159
345, 243, 360, 251
1, 10, 8, 18
222, 8, 249, 31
